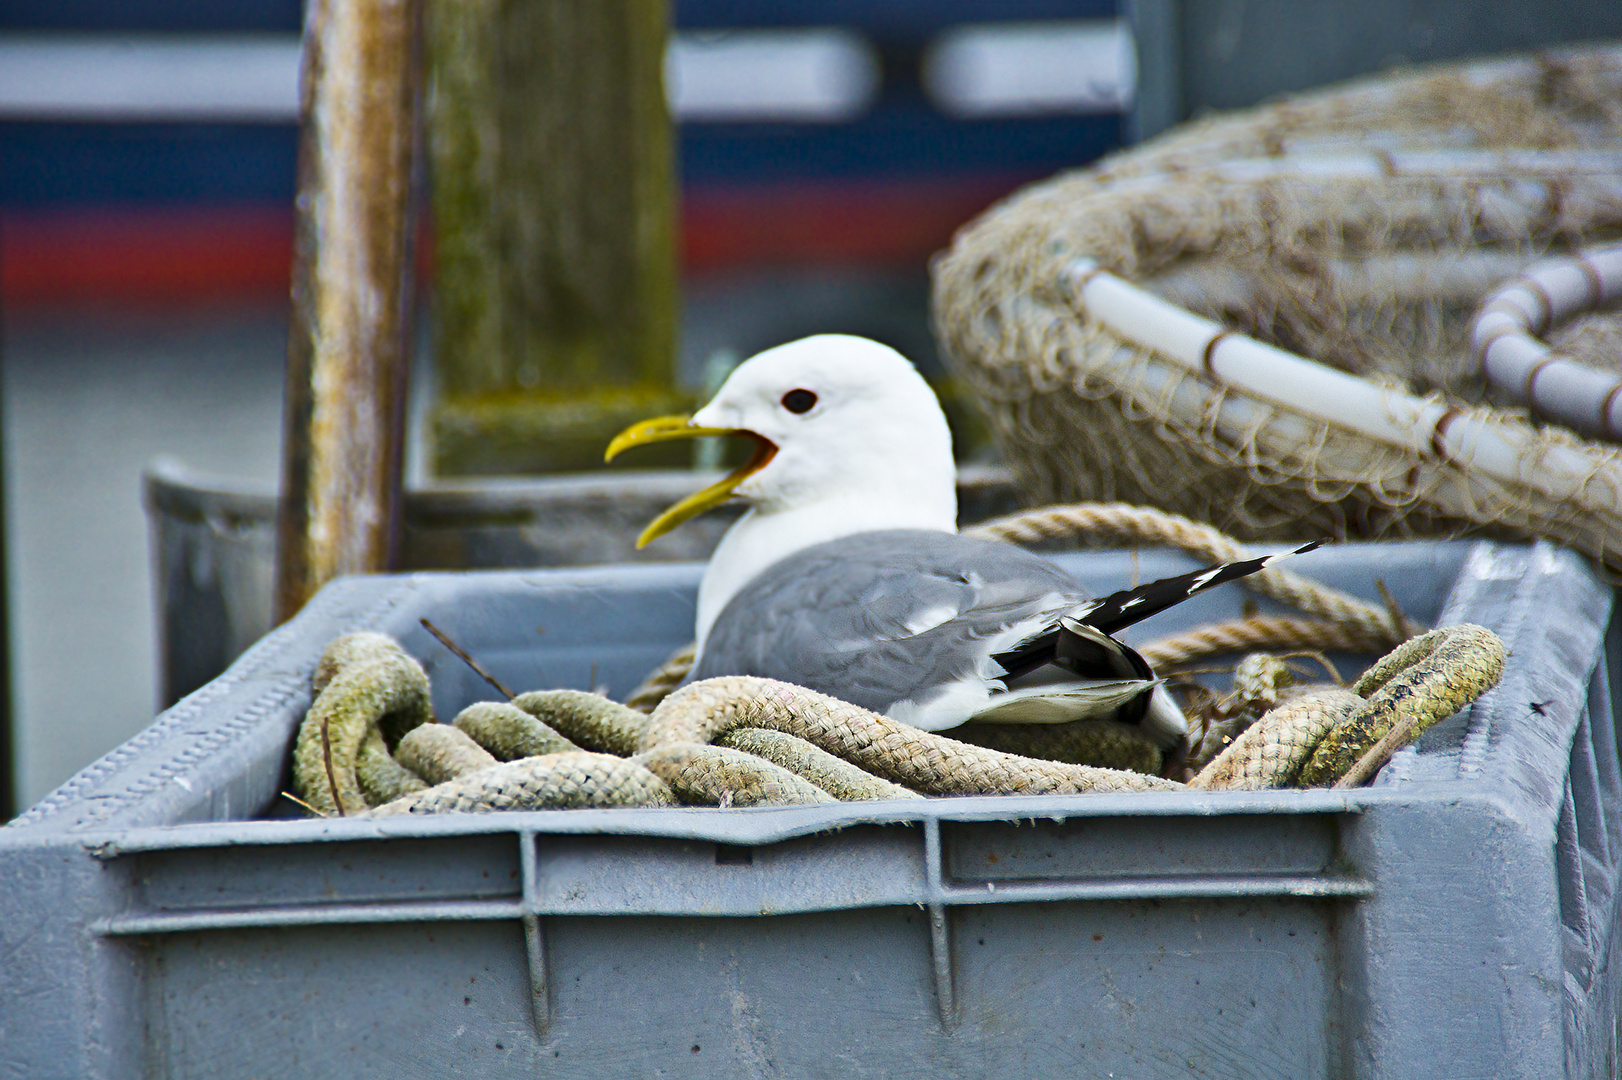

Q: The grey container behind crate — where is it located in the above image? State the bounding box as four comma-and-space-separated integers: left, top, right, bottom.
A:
3, 540, 1619, 1079
144, 458, 1024, 706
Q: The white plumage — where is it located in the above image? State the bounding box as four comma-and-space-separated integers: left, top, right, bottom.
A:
685, 335, 958, 653
609, 333, 1320, 746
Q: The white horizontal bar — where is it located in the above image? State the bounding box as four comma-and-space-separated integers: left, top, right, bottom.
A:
925, 19, 1136, 118
0, 30, 888, 125
2, 24, 1139, 126
666, 28, 880, 123
0, 34, 303, 121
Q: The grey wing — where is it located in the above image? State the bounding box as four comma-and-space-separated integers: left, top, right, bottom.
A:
692, 530, 1089, 714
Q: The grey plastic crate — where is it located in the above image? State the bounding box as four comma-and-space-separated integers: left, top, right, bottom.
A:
3, 540, 1618, 1079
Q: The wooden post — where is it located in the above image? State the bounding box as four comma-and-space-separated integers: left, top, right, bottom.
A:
427, 0, 683, 476
275, 0, 421, 621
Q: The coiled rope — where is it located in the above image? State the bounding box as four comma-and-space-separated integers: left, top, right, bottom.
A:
288, 503, 1502, 815
291, 625, 1504, 816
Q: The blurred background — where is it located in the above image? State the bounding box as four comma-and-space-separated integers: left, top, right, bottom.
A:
2, 0, 1620, 814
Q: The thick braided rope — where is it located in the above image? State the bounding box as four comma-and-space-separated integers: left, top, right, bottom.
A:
395, 724, 498, 784
298, 622, 1506, 816
355, 727, 428, 805
1301, 624, 1506, 786
717, 728, 923, 801
1188, 689, 1364, 790
515, 689, 915, 803
293, 632, 434, 816
513, 689, 648, 755
1183, 654, 1303, 776
963, 502, 1404, 646
625, 644, 697, 714
372, 753, 675, 816
443, 693, 854, 808
454, 701, 580, 759
1187, 624, 1504, 789
1230, 653, 1297, 710
294, 635, 868, 813
312, 631, 414, 696
1138, 615, 1395, 670
643, 676, 1181, 795
633, 742, 837, 806
373, 737, 841, 813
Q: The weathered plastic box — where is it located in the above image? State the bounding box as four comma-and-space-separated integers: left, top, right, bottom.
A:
3, 540, 1618, 1079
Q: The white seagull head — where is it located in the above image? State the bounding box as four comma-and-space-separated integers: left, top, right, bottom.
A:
690, 334, 956, 515
607, 334, 959, 650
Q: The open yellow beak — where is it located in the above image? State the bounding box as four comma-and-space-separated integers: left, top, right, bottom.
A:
604, 415, 777, 548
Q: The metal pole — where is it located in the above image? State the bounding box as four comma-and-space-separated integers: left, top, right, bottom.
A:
275, 0, 421, 622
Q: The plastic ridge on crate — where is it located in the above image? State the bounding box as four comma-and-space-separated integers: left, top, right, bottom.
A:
2, 540, 1618, 1080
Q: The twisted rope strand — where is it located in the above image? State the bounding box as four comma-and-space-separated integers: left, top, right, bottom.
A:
295, 619, 1505, 814
643, 677, 1181, 795
964, 501, 1406, 646
625, 644, 697, 714
1138, 616, 1395, 670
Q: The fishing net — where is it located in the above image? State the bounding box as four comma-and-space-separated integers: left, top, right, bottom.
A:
933, 45, 1622, 571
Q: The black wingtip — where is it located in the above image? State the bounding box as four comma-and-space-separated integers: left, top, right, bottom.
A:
1259, 538, 1326, 567
1082, 537, 1328, 637
989, 537, 1331, 679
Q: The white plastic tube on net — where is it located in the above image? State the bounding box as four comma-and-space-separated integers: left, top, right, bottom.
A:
1471, 245, 1622, 441
1063, 258, 1622, 519
1145, 251, 1538, 314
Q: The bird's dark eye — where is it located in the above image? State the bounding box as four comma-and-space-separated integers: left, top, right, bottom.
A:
780, 388, 818, 414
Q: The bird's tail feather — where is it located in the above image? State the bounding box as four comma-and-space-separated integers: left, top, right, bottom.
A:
1082, 539, 1324, 637
991, 539, 1325, 680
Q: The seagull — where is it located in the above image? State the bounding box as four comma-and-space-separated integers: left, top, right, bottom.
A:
606, 334, 1319, 747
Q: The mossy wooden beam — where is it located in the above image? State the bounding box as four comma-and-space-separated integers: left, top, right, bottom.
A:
276, 0, 420, 620
427, 0, 683, 476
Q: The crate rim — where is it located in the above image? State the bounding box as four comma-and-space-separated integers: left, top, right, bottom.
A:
13, 785, 1550, 859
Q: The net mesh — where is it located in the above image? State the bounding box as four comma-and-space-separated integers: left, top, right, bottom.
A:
933, 45, 1622, 571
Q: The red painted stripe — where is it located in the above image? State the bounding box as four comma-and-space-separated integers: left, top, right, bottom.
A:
681, 175, 1032, 271
3, 176, 1036, 307
2, 204, 294, 306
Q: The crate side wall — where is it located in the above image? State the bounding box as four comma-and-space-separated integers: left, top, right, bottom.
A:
131, 898, 1348, 1079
